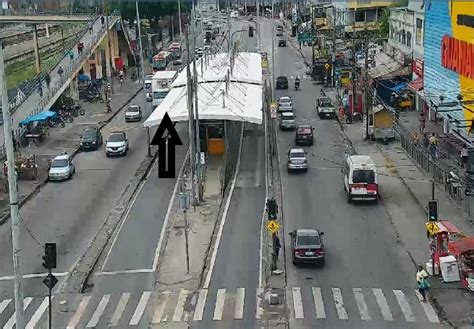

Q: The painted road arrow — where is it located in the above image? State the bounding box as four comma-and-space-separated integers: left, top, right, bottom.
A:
151, 112, 183, 178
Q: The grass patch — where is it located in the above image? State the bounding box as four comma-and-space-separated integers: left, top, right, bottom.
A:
6, 63, 37, 90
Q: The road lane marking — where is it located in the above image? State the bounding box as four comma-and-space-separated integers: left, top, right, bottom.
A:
234, 288, 245, 319
256, 288, 264, 319
26, 297, 49, 329
353, 288, 371, 320
193, 289, 208, 321
0, 298, 11, 314
292, 287, 304, 319
312, 287, 326, 318
0, 272, 68, 281
213, 289, 226, 321
129, 291, 152, 325
151, 291, 170, 323
331, 288, 348, 320
86, 294, 111, 327
372, 288, 393, 321
172, 289, 189, 322
414, 290, 440, 323
96, 268, 154, 276
109, 292, 130, 326
5, 297, 33, 329
67, 296, 91, 329
393, 289, 415, 322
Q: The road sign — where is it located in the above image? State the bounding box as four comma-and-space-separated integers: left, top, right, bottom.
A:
297, 32, 315, 43
324, 63, 330, 71
43, 273, 58, 290
425, 221, 440, 236
270, 101, 277, 118
267, 220, 280, 234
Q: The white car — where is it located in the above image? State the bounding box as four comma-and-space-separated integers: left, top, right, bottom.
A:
106, 131, 129, 157
125, 105, 143, 122
230, 11, 238, 18
278, 96, 292, 108
48, 154, 75, 181
144, 74, 153, 89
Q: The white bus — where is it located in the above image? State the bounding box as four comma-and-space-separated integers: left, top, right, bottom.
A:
152, 70, 178, 106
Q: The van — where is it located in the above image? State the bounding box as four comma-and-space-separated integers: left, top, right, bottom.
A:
342, 155, 378, 203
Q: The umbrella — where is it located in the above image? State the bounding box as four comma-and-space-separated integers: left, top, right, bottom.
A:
78, 74, 90, 82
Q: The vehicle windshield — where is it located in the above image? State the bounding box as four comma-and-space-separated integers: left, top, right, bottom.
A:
352, 169, 375, 183
280, 98, 291, 103
127, 106, 139, 113
145, 75, 153, 81
51, 159, 68, 168
83, 130, 96, 139
297, 235, 320, 246
154, 59, 167, 69
298, 127, 311, 134
282, 114, 294, 120
109, 133, 125, 142
154, 91, 169, 99
291, 151, 305, 158
320, 99, 333, 107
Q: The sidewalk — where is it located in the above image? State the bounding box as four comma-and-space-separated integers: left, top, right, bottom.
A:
0, 78, 142, 225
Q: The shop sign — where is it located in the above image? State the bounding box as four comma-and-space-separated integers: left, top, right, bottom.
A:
441, 35, 474, 79
412, 59, 424, 77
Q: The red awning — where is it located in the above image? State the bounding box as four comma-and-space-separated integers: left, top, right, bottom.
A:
408, 78, 423, 92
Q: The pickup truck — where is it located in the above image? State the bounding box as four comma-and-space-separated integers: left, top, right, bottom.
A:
316, 96, 336, 119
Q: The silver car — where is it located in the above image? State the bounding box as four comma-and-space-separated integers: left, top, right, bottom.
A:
278, 96, 292, 108
125, 105, 142, 122
279, 111, 296, 130
287, 148, 308, 173
48, 154, 75, 181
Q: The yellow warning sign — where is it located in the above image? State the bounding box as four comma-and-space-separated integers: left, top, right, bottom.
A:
425, 222, 440, 236
267, 220, 280, 234
270, 101, 277, 118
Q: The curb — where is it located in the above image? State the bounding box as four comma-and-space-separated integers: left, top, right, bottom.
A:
0, 86, 142, 227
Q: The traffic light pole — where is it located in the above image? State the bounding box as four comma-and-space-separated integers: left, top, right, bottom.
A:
48, 266, 52, 329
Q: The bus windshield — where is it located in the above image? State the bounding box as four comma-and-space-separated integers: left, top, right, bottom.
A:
154, 91, 169, 100
154, 58, 167, 70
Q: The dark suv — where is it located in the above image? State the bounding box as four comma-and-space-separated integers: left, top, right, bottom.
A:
80, 127, 103, 151
289, 229, 325, 266
295, 125, 314, 146
278, 38, 287, 47
276, 76, 289, 89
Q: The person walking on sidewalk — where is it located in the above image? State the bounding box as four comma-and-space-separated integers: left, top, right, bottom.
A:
461, 145, 469, 169
429, 133, 438, 157
37, 81, 43, 97
69, 50, 74, 61
416, 265, 430, 302
45, 73, 51, 89
422, 133, 429, 149
58, 66, 64, 78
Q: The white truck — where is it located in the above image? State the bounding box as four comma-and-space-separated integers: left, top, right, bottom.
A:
151, 70, 178, 107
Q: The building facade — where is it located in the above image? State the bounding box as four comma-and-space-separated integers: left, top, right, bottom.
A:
388, 7, 414, 61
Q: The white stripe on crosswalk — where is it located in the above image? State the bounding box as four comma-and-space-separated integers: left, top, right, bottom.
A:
0, 298, 11, 314
5, 297, 33, 329
129, 291, 151, 325
234, 288, 245, 319
393, 290, 415, 322
372, 288, 393, 321
213, 289, 226, 321
312, 287, 326, 318
67, 296, 91, 329
332, 288, 348, 320
193, 289, 208, 321
151, 291, 170, 324
414, 290, 440, 323
256, 288, 264, 319
26, 297, 49, 329
109, 292, 130, 326
86, 294, 110, 327
172, 289, 189, 322
292, 287, 304, 319
353, 288, 371, 321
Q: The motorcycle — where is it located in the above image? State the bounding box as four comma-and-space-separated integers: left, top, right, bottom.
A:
48, 116, 66, 128
295, 80, 300, 90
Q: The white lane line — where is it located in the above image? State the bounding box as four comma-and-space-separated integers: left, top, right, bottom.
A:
213, 289, 226, 321
332, 288, 348, 320
26, 297, 50, 329
109, 292, 130, 326
234, 288, 245, 320
393, 290, 415, 322
256, 288, 264, 319
312, 287, 326, 319
353, 288, 371, 321
5, 297, 33, 329
0, 298, 11, 314
151, 291, 170, 324
172, 289, 189, 322
129, 291, 152, 326
204, 125, 244, 289
414, 290, 440, 323
86, 294, 111, 327
292, 287, 304, 319
96, 269, 154, 276
0, 272, 68, 281
193, 289, 208, 321
372, 288, 393, 321
67, 296, 91, 329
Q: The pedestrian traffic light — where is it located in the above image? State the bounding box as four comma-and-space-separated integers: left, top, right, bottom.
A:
42, 243, 57, 269
249, 26, 254, 37
266, 198, 278, 219
428, 200, 438, 221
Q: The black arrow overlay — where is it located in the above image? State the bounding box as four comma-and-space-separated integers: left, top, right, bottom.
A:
151, 112, 183, 178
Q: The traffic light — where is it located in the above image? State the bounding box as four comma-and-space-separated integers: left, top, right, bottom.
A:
267, 198, 278, 219
42, 243, 57, 269
249, 26, 254, 37
428, 200, 438, 221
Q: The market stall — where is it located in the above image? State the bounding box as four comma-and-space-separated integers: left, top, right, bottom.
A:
448, 237, 474, 291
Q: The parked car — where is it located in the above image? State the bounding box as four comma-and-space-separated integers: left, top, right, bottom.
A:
287, 148, 308, 172
48, 153, 75, 181
125, 105, 143, 122
289, 229, 325, 266
276, 76, 289, 89
106, 131, 129, 157
279, 111, 296, 130
316, 96, 336, 119
276, 26, 283, 36
278, 38, 287, 47
295, 125, 314, 146
80, 127, 103, 151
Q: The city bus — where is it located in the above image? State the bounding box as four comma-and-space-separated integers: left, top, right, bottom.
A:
152, 51, 173, 71
168, 42, 182, 59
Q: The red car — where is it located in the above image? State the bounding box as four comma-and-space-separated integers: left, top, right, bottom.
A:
289, 229, 325, 266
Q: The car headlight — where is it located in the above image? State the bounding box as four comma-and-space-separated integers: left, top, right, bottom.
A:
80, 142, 83, 145
92, 141, 96, 144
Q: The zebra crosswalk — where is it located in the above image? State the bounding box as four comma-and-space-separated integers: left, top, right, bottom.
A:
0, 286, 440, 328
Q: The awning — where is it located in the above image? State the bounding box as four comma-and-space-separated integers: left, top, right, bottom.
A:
20, 110, 57, 126
390, 82, 408, 93
408, 78, 423, 92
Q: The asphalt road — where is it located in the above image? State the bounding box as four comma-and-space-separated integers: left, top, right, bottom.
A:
267, 20, 444, 329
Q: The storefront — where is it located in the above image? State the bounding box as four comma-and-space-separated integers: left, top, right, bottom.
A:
424, 0, 474, 139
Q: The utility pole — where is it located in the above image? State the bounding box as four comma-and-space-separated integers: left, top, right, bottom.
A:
33, 23, 41, 74
105, 13, 114, 94
0, 40, 25, 329
178, 0, 183, 38
136, 0, 146, 84
331, 7, 336, 87
271, 23, 275, 100
192, 28, 202, 202
363, 25, 370, 140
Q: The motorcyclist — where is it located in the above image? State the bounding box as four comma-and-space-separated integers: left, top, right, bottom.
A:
295, 76, 300, 89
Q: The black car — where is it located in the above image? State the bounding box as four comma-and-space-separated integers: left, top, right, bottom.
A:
289, 229, 325, 266
276, 76, 289, 89
278, 38, 287, 47
80, 127, 103, 151
295, 125, 314, 146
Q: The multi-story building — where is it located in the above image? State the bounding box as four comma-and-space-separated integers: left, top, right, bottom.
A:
388, 7, 414, 62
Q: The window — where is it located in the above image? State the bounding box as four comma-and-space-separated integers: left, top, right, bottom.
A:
51, 159, 69, 168
297, 235, 320, 246
355, 11, 365, 22
415, 18, 423, 46
407, 31, 412, 48
352, 169, 375, 183
401, 30, 406, 45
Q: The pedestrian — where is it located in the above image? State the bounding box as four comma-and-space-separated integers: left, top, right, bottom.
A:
69, 50, 74, 61
461, 145, 469, 169
422, 133, 429, 149
273, 233, 281, 259
101, 16, 105, 25
429, 133, 438, 157
45, 73, 51, 89
37, 82, 43, 97
58, 66, 64, 78
419, 111, 426, 133
416, 265, 429, 302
